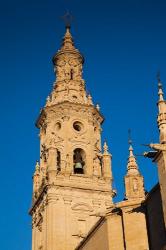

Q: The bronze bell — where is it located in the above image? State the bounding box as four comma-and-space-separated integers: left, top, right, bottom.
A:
74, 162, 83, 174
75, 162, 83, 169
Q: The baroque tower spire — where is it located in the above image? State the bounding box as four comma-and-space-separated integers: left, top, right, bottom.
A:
124, 138, 145, 200
46, 26, 88, 106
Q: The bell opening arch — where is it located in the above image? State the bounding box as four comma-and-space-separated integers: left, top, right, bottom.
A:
73, 148, 86, 174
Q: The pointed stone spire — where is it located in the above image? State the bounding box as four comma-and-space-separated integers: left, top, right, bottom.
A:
102, 142, 113, 180
96, 104, 100, 111
124, 134, 145, 201
126, 129, 139, 175
103, 141, 109, 154
126, 145, 139, 176
61, 26, 75, 50
158, 80, 164, 102
157, 72, 163, 100
34, 160, 40, 175
53, 25, 84, 64
87, 94, 93, 105
157, 74, 166, 143
60, 12, 74, 50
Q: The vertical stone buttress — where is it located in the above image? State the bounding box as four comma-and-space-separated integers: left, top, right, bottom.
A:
29, 26, 114, 250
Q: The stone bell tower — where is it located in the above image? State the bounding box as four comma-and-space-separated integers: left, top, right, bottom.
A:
29, 26, 115, 250
124, 143, 145, 201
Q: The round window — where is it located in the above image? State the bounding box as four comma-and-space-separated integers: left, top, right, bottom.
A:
73, 121, 83, 132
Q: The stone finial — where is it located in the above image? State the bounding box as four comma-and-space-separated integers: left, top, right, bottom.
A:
47, 95, 50, 101
102, 141, 112, 180
45, 95, 51, 107
96, 104, 100, 111
103, 142, 108, 154
158, 75, 164, 102
87, 94, 93, 105
34, 161, 40, 176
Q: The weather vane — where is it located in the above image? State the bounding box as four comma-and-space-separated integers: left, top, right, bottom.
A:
61, 11, 73, 28
128, 129, 132, 145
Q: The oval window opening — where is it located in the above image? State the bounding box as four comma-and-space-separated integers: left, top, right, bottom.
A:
73, 121, 83, 132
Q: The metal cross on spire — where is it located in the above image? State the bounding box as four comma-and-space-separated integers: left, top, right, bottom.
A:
61, 11, 73, 28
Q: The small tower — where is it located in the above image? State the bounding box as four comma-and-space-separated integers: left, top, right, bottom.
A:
124, 141, 145, 201
29, 26, 114, 250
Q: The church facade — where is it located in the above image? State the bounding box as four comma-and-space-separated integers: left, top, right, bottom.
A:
29, 26, 166, 250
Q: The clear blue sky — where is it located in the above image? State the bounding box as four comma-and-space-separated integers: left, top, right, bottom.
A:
1, 0, 166, 249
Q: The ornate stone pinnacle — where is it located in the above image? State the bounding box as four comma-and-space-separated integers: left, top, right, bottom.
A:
96, 104, 100, 111
46, 96, 50, 102
103, 142, 108, 153
61, 26, 74, 50
35, 161, 40, 173
157, 72, 165, 102
158, 81, 164, 102
87, 94, 93, 105
127, 144, 139, 175
45, 96, 51, 107
129, 145, 134, 157
156, 76, 166, 143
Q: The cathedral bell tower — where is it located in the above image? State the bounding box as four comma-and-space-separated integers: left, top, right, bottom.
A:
29, 26, 114, 250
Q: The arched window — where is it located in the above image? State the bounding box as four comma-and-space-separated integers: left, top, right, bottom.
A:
73, 148, 86, 174
57, 150, 61, 171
